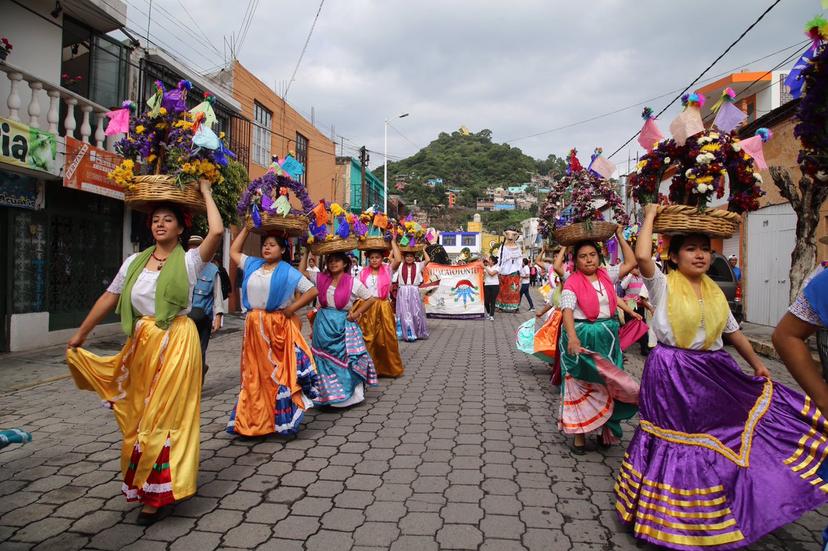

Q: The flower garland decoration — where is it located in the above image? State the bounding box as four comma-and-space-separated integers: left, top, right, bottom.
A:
538, 168, 629, 237
629, 129, 765, 213
236, 170, 315, 228
108, 81, 233, 190
354, 207, 394, 241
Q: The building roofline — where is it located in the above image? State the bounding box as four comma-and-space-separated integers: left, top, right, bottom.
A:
739, 98, 800, 137
696, 72, 772, 96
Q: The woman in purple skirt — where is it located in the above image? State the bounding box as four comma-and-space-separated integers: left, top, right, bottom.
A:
395, 247, 430, 341
616, 203, 828, 550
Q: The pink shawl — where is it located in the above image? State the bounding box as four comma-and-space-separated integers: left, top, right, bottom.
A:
317, 272, 354, 310
563, 269, 617, 321
359, 265, 391, 299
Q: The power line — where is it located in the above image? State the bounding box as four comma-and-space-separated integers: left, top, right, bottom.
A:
607, 0, 784, 159
174, 0, 223, 57
387, 122, 421, 151
235, 0, 260, 58
284, 0, 325, 99
503, 39, 805, 145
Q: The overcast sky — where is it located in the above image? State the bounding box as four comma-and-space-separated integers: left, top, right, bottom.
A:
131, 0, 813, 170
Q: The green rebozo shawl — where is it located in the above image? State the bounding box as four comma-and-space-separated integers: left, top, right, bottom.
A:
116, 245, 190, 336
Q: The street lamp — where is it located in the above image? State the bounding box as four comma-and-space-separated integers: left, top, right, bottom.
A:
384, 112, 409, 214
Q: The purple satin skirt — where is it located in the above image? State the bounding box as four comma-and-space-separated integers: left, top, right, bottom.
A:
396, 285, 429, 341
616, 344, 828, 550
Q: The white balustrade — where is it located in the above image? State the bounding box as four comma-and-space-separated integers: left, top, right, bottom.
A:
7, 72, 22, 121
64, 97, 77, 138
46, 89, 60, 134
80, 105, 93, 143
27, 81, 42, 128
1, 63, 116, 151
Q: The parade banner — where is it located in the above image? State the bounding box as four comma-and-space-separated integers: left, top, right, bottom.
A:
422, 261, 485, 319
63, 137, 124, 200
0, 117, 57, 174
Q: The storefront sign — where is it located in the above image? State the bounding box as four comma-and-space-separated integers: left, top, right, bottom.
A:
63, 137, 124, 199
0, 170, 43, 210
0, 117, 57, 174
422, 261, 485, 319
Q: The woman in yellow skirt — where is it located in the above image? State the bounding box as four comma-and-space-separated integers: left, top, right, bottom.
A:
357, 239, 404, 377
226, 226, 319, 437
66, 179, 222, 524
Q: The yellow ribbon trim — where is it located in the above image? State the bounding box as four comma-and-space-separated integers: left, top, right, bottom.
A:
634, 524, 745, 546
639, 379, 773, 467
636, 512, 737, 532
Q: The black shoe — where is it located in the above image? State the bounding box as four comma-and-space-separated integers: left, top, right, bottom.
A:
570, 440, 587, 455
136, 509, 161, 526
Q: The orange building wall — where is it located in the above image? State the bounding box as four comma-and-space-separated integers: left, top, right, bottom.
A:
230, 61, 337, 205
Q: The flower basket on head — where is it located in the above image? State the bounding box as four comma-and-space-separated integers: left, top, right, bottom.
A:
652, 205, 740, 238
395, 214, 426, 252
628, 101, 768, 239
307, 201, 359, 256
238, 169, 314, 237
125, 174, 206, 213
553, 220, 618, 246
539, 150, 629, 245
108, 83, 234, 213
355, 207, 394, 251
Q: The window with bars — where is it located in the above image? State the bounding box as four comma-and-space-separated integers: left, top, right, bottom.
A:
461, 235, 476, 247
252, 102, 272, 166
295, 132, 308, 184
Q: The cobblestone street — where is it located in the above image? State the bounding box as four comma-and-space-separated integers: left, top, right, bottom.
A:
1, 307, 826, 550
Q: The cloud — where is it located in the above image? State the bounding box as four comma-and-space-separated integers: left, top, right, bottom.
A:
142, 0, 810, 168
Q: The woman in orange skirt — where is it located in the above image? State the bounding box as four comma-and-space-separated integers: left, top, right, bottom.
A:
66, 179, 222, 524
226, 226, 319, 437
357, 239, 404, 377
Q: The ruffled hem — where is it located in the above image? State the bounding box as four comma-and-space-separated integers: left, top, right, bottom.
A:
123, 438, 181, 507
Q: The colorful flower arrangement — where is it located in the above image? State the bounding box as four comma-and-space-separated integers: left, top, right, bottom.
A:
306, 202, 359, 244
108, 81, 233, 189
354, 207, 394, 241
0, 37, 12, 60
628, 129, 765, 213
538, 167, 629, 237
237, 170, 315, 226
395, 214, 426, 247
794, 24, 828, 182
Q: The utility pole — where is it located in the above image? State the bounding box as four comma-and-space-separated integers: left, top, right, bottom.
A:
359, 146, 369, 211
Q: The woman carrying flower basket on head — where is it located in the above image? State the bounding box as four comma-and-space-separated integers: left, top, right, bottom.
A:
300, 250, 379, 407
496, 229, 523, 312
613, 204, 828, 550
558, 227, 639, 454
395, 245, 431, 341
225, 226, 320, 437
357, 239, 405, 377
66, 179, 222, 525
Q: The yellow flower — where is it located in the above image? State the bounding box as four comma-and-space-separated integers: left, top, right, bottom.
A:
219, 132, 225, 139
159, 107, 167, 115
636, 159, 648, 171
147, 154, 157, 163
696, 175, 714, 184
135, 125, 145, 134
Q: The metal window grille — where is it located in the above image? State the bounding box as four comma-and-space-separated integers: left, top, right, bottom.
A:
295, 132, 308, 185
252, 102, 272, 166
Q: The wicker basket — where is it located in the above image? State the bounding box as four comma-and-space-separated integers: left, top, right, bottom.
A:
245, 212, 308, 237
124, 175, 206, 213
400, 244, 425, 254
553, 221, 618, 246
653, 205, 741, 238
311, 236, 359, 256
358, 236, 391, 251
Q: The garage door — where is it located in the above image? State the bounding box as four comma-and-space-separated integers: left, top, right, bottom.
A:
745, 203, 796, 326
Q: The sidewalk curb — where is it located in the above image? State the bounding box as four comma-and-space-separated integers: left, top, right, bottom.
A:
746, 335, 819, 363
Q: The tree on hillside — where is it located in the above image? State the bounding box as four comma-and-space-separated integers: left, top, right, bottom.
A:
769, 42, 828, 301
536, 154, 567, 179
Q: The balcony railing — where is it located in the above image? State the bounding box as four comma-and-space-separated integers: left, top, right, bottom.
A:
0, 61, 116, 151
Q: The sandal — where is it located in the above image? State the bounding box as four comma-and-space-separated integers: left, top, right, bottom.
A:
570, 440, 587, 455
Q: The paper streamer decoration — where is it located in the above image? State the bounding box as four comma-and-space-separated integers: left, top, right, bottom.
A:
669, 107, 704, 146
193, 125, 221, 150
590, 155, 616, 179
280, 155, 305, 179
189, 97, 217, 129
104, 108, 130, 136
738, 129, 771, 170
638, 118, 664, 151
712, 101, 747, 133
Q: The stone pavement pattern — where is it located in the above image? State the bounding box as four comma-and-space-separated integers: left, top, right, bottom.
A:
0, 306, 826, 550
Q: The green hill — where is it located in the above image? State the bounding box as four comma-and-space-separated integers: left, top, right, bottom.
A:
374, 129, 565, 212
